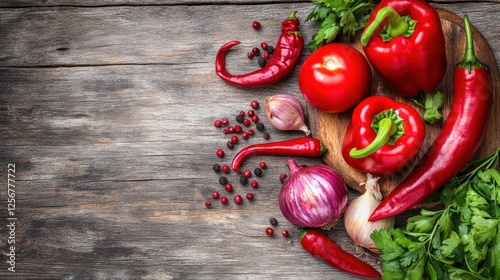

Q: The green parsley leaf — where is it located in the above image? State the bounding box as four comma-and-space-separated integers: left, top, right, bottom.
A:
440, 231, 461, 258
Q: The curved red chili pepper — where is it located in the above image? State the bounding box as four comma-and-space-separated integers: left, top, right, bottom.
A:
215, 11, 304, 88
342, 96, 426, 175
299, 228, 381, 279
369, 15, 493, 221
361, 0, 447, 97
231, 137, 326, 172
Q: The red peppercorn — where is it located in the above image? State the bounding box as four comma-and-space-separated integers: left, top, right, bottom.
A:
214, 120, 222, 127
263, 52, 270, 59
205, 200, 211, 207
246, 193, 255, 201
282, 230, 290, 237
223, 128, 229, 134
251, 115, 259, 123
231, 135, 239, 144
216, 149, 225, 158
225, 183, 233, 192
261, 42, 268, 50
227, 126, 235, 133
234, 195, 243, 204
247, 110, 255, 117
221, 118, 229, 125
252, 21, 261, 30
259, 161, 267, 169
251, 100, 259, 109
243, 170, 252, 178
248, 129, 254, 135
250, 180, 259, 188
221, 165, 230, 173
280, 174, 287, 184
266, 227, 274, 236
212, 192, 220, 199
242, 132, 249, 139
263, 133, 270, 140
247, 52, 254, 59
221, 197, 228, 204
243, 119, 251, 127
239, 111, 245, 117
227, 141, 234, 149
234, 125, 242, 133
252, 47, 260, 56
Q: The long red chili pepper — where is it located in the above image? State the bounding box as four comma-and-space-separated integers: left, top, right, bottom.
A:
231, 137, 326, 172
369, 15, 493, 221
215, 11, 304, 88
299, 228, 381, 279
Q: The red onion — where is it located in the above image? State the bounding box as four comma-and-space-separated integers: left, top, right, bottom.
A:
279, 158, 348, 229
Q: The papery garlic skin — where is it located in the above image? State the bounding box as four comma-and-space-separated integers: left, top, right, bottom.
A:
265, 94, 311, 136
344, 174, 395, 253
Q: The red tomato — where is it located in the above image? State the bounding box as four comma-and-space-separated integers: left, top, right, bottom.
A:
299, 43, 372, 113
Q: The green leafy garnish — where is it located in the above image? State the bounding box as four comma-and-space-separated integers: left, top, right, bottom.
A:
412, 91, 445, 124
372, 148, 500, 280
305, 0, 379, 51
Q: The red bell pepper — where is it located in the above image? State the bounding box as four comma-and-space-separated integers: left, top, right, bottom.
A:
341, 96, 425, 175
360, 0, 446, 97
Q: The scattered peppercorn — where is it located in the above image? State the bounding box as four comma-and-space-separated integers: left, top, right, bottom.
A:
223, 128, 229, 134
234, 195, 243, 204
239, 111, 245, 116
219, 176, 228, 185
212, 192, 220, 199
221, 197, 228, 204
214, 120, 222, 127
243, 170, 252, 178
282, 230, 290, 237
261, 42, 269, 50
227, 126, 235, 133
234, 125, 242, 133
266, 227, 274, 236
279, 174, 287, 184
258, 57, 267, 67
250, 180, 259, 188
259, 161, 266, 169
247, 110, 255, 117
248, 129, 254, 136
251, 115, 259, 123
213, 163, 221, 172
252, 21, 261, 30
270, 218, 278, 226
230, 136, 239, 144
263, 52, 270, 59
236, 115, 244, 123
256, 123, 265, 132
242, 132, 249, 139
227, 141, 234, 149
252, 47, 260, 56
263, 133, 270, 140
267, 45, 274, 54
216, 149, 225, 158
247, 52, 254, 59
221, 165, 230, 173
243, 119, 251, 127
250, 101, 259, 109
205, 200, 211, 207
254, 168, 262, 177
246, 193, 255, 201
221, 118, 229, 125
239, 176, 248, 185
225, 183, 233, 192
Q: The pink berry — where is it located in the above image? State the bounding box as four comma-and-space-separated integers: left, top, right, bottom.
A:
248, 129, 254, 135
212, 192, 220, 199
216, 149, 225, 158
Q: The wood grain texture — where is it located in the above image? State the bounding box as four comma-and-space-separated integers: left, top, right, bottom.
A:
308, 8, 500, 196
0, 2, 498, 279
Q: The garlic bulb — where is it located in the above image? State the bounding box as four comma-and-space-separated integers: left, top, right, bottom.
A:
343, 174, 395, 253
265, 94, 310, 136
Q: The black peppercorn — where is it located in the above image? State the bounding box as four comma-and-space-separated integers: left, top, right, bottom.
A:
236, 115, 244, 123
239, 176, 248, 185
256, 122, 265, 132
263, 133, 270, 140
270, 218, 278, 226
267, 46, 274, 54
213, 163, 221, 172
254, 168, 262, 177
219, 176, 228, 185
258, 57, 267, 67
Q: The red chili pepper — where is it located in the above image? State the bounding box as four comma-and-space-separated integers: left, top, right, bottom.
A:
299, 228, 381, 279
231, 137, 326, 172
360, 0, 446, 97
215, 11, 304, 88
369, 15, 493, 221
341, 96, 426, 175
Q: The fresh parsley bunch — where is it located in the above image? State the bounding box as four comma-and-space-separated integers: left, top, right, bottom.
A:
305, 0, 379, 51
372, 148, 500, 280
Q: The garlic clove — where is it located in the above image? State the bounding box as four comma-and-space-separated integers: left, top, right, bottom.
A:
265, 94, 311, 136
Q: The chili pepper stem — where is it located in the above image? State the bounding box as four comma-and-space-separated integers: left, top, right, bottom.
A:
457, 14, 488, 72
349, 118, 397, 158
361, 6, 410, 47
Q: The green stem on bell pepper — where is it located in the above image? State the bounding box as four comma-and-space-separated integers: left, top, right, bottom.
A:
361, 6, 416, 47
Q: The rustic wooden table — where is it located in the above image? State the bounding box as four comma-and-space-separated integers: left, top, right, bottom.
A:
0, 1, 499, 279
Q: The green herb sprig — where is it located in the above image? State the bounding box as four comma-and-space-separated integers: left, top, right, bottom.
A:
372, 148, 500, 280
305, 0, 379, 51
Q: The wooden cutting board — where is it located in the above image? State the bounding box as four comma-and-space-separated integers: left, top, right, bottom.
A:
307, 9, 500, 197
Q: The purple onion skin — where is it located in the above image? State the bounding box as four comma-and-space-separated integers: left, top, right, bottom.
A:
279, 158, 348, 228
